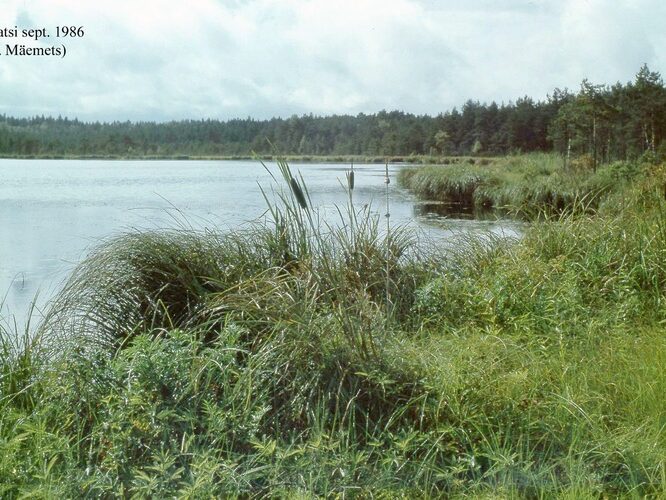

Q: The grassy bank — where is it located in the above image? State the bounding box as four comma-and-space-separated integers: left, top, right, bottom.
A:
398, 153, 651, 217
1, 159, 665, 496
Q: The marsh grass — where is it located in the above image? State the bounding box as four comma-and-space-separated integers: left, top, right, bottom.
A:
398, 153, 648, 218
0, 157, 665, 496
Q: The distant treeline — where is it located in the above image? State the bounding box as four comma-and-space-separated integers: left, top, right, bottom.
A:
1, 65, 665, 163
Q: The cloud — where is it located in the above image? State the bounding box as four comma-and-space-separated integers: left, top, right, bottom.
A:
0, 0, 664, 121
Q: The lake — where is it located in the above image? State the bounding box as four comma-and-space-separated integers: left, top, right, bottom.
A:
0, 159, 521, 328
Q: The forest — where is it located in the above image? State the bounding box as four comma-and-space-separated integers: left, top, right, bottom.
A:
1, 65, 665, 162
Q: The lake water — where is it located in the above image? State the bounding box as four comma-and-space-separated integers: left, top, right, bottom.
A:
0, 159, 521, 328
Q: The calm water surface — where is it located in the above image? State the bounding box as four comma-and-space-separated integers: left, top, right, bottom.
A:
0, 159, 521, 327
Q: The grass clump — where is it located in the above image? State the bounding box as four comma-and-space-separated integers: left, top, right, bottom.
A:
1, 158, 665, 496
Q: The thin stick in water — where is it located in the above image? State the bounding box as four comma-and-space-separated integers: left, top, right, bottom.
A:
384, 160, 391, 318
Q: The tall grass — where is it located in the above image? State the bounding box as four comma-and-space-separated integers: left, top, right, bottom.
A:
1, 157, 665, 496
398, 152, 649, 217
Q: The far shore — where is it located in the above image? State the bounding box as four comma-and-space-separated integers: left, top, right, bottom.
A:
0, 153, 497, 164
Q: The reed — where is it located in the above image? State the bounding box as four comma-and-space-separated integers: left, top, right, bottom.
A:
398, 152, 638, 217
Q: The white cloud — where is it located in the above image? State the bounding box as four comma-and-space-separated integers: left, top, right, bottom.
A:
0, 0, 663, 121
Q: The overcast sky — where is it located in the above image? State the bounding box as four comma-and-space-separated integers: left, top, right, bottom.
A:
0, 0, 664, 122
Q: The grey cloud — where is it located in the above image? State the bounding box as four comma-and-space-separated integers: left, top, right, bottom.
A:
0, 0, 663, 121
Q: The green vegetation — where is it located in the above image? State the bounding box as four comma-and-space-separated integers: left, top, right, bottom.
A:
399, 152, 652, 218
0, 152, 468, 163
1, 156, 665, 496
2, 65, 665, 160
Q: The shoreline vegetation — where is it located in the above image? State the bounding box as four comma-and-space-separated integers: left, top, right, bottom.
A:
2, 153, 665, 496
398, 152, 645, 218
0, 153, 489, 163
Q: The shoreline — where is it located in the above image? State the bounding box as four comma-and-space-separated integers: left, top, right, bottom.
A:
0, 153, 496, 164
2, 155, 664, 496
